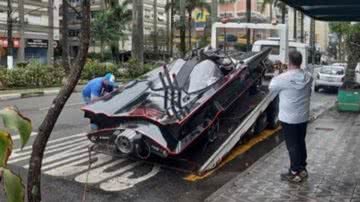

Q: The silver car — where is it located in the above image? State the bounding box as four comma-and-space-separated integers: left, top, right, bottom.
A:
315, 65, 345, 92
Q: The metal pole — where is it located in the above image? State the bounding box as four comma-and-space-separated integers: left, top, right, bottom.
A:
7, 0, 13, 69
18, 0, 25, 62
48, 0, 54, 65
153, 0, 158, 55
246, 0, 251, 51
300, 12, 304, 43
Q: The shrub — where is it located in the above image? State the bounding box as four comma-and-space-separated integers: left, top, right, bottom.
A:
0, 61, 65, 89
81, 59, 121, 80
123, 58, 155, 79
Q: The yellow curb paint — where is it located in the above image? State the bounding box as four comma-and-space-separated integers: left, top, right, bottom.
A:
184, 127, 281, 182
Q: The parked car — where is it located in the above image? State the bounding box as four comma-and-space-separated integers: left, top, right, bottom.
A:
315, 65, 345, 92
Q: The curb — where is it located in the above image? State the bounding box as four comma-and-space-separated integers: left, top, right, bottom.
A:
0, 86, 82, 101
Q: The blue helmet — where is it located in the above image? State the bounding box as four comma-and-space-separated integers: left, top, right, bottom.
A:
104, 73, 116, 87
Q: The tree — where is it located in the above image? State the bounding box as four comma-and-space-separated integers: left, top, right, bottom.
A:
132, 0, 144, 65
166, 0, 210, 55
92, 0, 131, 62
330, 22, 351, 62
27, 0, 91, 201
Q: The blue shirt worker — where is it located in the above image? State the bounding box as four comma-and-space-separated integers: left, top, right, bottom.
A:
82, 73, 116, 104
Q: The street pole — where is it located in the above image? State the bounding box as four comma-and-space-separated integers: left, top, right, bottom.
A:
300, 12, 304, 43
48, 0, 54, 65
131, 0, 144, 65
7, 0, 13, 69
246, 0, 251, 51
18, 0, 25, 62
166, 0, 170, 55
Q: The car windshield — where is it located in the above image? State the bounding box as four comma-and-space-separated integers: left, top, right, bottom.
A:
320, 66, 344, 75
187, 60, 223, 93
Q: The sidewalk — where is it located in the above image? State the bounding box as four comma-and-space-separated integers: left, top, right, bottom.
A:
0, 85, 84, 101
206, 108, 360, 202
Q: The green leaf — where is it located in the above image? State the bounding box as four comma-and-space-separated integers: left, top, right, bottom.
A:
1, 168, 25, 202
0, 107, 32, 149
0, 131, 13, 167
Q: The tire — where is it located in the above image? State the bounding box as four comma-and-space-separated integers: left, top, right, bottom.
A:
267, 96, 280, 129
314, 85, 320, 92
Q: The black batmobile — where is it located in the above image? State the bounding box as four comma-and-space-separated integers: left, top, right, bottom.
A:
82, 48, 271, 159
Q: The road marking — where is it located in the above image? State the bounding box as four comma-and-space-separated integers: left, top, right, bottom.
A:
40, 102, 84, 111
12, 132, 38, 141
8, 131, 160, 192
100, 165, 160, 192
75, 160, 140, 184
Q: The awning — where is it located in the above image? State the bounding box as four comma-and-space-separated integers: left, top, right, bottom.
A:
280, 0, 360, 21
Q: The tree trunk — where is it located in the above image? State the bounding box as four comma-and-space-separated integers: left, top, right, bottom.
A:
110, 0, 120, 64
269, 3, 273, 22
18, 0, 25, 62
246, 0, 251, 51
346, 32, 360, 83
188, 11, 192, 51
166, 0, 170, 54
27, 0, 90, 201
170, 0, 174, 57
153, 0, 158, 56
61, 0, 70, 75
132, 0, 144, 65
179, 0, 186, 56
211, 0, 218, 24
293, 8, 297, 40
48, 0, 54, 65
300, 12, 304, 43
7, 0, 13, 69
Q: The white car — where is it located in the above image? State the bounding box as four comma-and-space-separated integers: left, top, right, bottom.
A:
315, 65, 345, 92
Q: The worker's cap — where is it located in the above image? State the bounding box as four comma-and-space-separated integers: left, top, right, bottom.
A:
104, 73, 116, 87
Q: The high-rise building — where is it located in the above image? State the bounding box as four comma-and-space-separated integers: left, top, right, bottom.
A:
63, 0, 168, 57
0, 0, 60, 65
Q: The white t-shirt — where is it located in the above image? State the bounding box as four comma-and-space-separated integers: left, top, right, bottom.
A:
269, 69, 313, 124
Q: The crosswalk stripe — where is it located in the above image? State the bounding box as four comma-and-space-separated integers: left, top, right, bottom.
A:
75, 160, 141, 184
12, 132, 38, 140
9, 139, 88, 164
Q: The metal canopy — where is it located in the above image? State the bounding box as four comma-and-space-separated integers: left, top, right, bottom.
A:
280, 0, 360, 21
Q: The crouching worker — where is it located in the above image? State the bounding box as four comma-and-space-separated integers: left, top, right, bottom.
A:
82, 73, 117, 130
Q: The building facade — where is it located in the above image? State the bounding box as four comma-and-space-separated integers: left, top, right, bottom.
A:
65, 0, 168, 56
0, 0, 60, 65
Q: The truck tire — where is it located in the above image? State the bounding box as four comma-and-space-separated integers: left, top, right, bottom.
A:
267, 96, 280, 129
315, 85, 320, 92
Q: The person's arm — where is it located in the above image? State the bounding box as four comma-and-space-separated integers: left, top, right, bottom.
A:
90, 84, 102, 102
268, 76, 284, 94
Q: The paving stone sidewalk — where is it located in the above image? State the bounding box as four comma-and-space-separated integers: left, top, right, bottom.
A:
207, 108, 360, 202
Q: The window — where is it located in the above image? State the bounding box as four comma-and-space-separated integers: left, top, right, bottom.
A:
261, 45, 280, 55
320, 66, 345, 75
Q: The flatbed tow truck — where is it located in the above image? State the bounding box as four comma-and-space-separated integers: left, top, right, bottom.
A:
86, 22, 288, 176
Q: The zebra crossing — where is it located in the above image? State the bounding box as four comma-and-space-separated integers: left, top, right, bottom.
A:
9, 132, 160, 192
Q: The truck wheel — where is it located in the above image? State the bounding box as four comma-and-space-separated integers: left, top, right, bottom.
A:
315, 86, 320, 92
254, 113, 267, 135
267, 96, 280, 129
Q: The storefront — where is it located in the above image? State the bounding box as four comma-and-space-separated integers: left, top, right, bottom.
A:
25, 39, 48, 64
0, 37, 19, 66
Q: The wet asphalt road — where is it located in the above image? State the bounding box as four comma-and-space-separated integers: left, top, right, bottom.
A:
0, 80, 337, 202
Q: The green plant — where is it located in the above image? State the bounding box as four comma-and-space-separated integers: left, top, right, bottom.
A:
123, 58, 155, 79
81, 59, 121, 80
0, 107, 32, 202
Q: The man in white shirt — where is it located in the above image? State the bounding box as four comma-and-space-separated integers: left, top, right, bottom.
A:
269, 50, 313, 183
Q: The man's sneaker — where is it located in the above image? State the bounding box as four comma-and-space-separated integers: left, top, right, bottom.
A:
299, 169, 308, 179
280, 171, 303, 183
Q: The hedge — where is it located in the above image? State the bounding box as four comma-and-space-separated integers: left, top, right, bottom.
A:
0, 59, 155, 89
